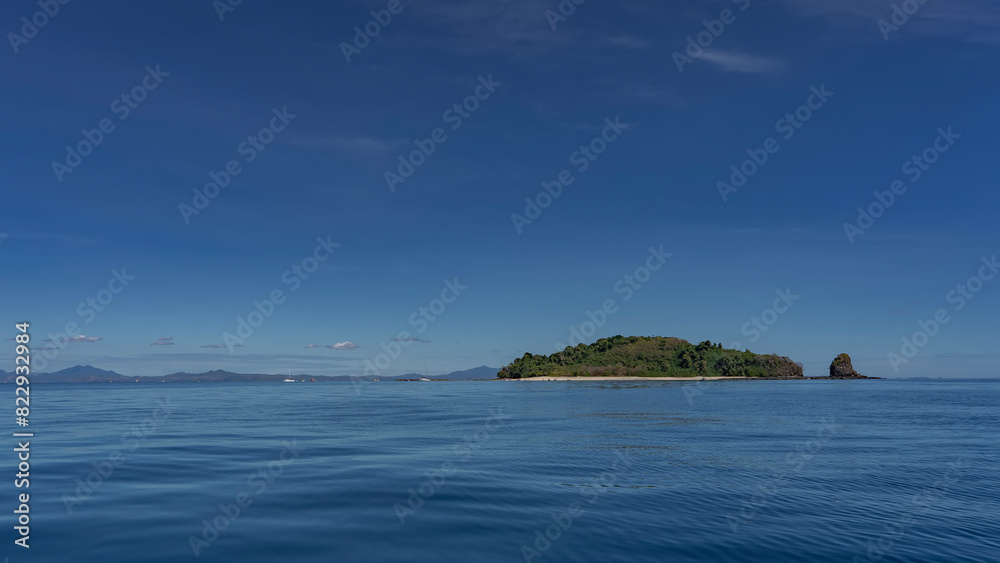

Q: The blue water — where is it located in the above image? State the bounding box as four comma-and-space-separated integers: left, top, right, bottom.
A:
17, 379, 1000, 562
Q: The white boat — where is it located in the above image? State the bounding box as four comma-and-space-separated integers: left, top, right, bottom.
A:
284, 369, 295, 382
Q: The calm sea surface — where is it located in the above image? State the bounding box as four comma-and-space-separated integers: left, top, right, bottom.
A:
20, 379, 1000, 562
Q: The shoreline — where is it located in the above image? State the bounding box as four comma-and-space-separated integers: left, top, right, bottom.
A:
508, 375, 876, 381
513, 376, 751, 381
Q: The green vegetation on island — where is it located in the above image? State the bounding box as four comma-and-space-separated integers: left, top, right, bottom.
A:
497, 336, 803, 379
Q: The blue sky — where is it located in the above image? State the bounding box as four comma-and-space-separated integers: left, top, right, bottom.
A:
1, 0, 998, 377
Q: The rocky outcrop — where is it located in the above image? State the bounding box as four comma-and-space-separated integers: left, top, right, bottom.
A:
829, 353, 878, 379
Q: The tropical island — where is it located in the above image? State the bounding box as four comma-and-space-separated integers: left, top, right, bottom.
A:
497, 336, 806, 380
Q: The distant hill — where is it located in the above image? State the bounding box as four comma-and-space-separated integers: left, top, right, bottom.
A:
498, 336, 803, 379
1, 365, 131, 383
396, 365, 499, 380
2, 365, 501, 383
445, 365, 503, 380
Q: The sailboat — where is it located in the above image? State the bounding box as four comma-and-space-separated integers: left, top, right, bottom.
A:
284, 369, 295, 383
419, 364, 431, 382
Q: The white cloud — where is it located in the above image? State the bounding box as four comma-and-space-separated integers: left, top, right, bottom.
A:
306, 341, 359, 350
61, 335, 102, 343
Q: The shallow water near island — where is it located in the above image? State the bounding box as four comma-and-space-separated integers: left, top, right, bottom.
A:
23, 379, 1000, 562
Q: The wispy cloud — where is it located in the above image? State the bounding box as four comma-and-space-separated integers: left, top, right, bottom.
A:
150, 337, 175, 346
289, 136, 397, 156
695, 49, 785, 73
5, 232, 95, 245
310, 185, 355, 197
409, 0, 576, 56
607, 35, 651, 48
778, 0, 1000, 42
202, 343, 243, 349
61, 335, 102, 343
305, 341, 359, 350
778, 0, 885, 19
391, 337, 431, 343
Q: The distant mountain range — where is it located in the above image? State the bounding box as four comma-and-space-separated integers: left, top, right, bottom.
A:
394, 365, 499, 381
0, 365, 500, 383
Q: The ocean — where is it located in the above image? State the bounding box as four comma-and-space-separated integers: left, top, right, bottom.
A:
20, 379, 1000, 562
